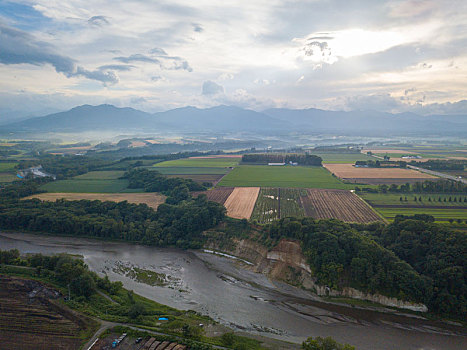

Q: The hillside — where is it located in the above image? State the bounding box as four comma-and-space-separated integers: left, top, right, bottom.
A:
1, 104, 466, 136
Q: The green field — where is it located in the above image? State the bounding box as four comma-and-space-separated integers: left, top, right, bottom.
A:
375, 207, 466, 222
0, 173, 17, 183
74, 171, 125, 180
360, 193, 467, 207
251, 188, 306, 223
312, 153, 377, 164
151, 167, 230, 175
40, 179, 131, 193
154, 157, 239, 168
218, 165, 355, 188
0, 162, 17, 171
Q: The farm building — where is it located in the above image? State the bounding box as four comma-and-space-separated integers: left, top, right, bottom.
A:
268, 162, 286, 166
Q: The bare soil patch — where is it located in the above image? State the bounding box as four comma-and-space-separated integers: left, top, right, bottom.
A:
25, 193, 166, 210
302, 189, 383, 223
224, 187, 260, 219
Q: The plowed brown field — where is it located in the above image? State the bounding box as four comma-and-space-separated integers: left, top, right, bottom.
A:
224, 187, 260, 219
25, 193, 166, 210
302, 189, 383, 223
192, 187, 234, 204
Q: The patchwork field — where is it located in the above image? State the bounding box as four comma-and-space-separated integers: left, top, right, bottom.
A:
312, 152, 377, 164
251, 188, 306, 223
375, 207, 466, 223
324, 163, 435, 184
0, 172, 17, 183
154, 157, 239, 168
359, 193, 467, 208
166, 174, 225, 185
25, 192, 166, 210
192, 187, 234, 204
73, 170, 125, 179
218, 165, 355, 189
152, 167, 230, 175
0, 161, 17, 171
40, 179, 131, 193
223, 187, 260, 219
302, 189, 384, 223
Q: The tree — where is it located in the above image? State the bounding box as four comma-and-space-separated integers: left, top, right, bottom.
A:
128, 303, 145, 319
302, 336, 355, 350
70, 273, 96, 298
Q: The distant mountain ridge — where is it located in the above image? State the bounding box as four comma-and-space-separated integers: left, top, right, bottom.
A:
1, 104, 466, 136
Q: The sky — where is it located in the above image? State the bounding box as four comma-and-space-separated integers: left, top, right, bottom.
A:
0, 0, 466, 116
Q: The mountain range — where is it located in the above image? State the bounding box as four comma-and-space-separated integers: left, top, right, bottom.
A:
1, 104, 466, 136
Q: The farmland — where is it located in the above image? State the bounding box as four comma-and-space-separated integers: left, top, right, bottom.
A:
323, 163, 435, 184
359, 193, 467, 207
251, 188, 306, 223
73, 170, 125, 179
223, 187, 260, 219
302, 189, 383, 223
40, 179, 131, 193
152, 167, 230, 175
0, 173, 17, 183
218, 165, 355, 189
0, 276, 96, 350
153, 157, 239, 168
311, 152, 377, 164
375, 207, 466, 223
25, 192, 166, 210
0, 162, 17, 171
192, 187, 234, 204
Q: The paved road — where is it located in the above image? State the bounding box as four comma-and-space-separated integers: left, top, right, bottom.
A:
407, 165, 467, 184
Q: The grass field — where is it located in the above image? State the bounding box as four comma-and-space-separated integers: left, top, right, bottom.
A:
152, 167, 230, 175
375, 207, 466, 222
154, 157, 239, 168
218, 165, 355, 189
40, 179, 131, 193
73, 170, 125, 180
312, 152, 377, 163
360, 193, 467, 207
0, 162, 17, 171
251, 188, 280, 223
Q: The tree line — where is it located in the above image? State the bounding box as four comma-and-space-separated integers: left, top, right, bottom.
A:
356, 179, 467, 194
410, 159, 466, 171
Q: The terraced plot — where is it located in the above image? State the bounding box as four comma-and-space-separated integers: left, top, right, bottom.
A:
302, 189, 383, 223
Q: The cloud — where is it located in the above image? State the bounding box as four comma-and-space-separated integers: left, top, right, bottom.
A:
114, 54, 160, 64
0, 23, 117, 84
88, 16, 109, 26
98, 64, 134, 71
192, 23, 203, 32
114, 49, 192, 71
202, 81, 224, 95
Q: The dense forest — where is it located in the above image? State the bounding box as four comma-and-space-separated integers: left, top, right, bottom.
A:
266, 216, 466, 320
242, 153, 322, 165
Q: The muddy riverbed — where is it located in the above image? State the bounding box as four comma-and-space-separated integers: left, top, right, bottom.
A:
0, 232, 465, 349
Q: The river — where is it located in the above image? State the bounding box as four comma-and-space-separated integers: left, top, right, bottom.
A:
0, 232, 465, 350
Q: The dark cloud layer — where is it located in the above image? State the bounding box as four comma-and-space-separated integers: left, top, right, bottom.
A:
114, 49, 192, 72
0, 23, 117, 84
88, 16, 109, 26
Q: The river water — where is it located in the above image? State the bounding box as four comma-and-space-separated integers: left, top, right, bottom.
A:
0, 232, 465, 350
